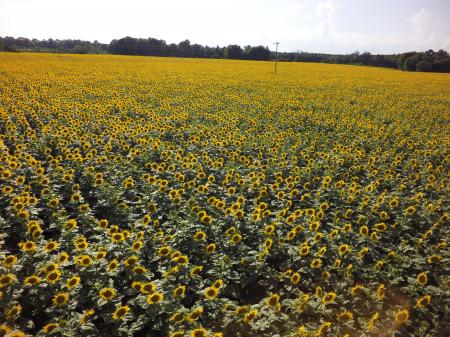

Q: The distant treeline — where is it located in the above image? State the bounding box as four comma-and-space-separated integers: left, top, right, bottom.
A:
1, 36, 449, 72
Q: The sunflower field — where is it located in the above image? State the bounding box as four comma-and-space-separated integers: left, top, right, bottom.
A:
0, 52, 449, 337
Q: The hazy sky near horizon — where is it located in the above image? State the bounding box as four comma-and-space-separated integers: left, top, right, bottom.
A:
1, 0, 450, 53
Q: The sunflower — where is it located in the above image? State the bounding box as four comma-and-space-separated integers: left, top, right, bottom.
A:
315, 322, 331, 336
190, 265, 203, 276
309, 221, 320, 232
0, 323, 11, 335
299, 244, 310, 256
170, 331, 185, 337
266, 293, 280, 307
264, 225, 275, 236
106, 259, 119, 272
230, 233, 242, 244
416, 294, 431, 308
191, 327, 208, 337
66, 275, 81, 289
212, 279, 224, 289
52, 292, 69, 307
170, 312, 184, 323
24, 275, 41, 286
204, 286, 219, 299
146, 292, 164, 304
310, 258, 322, 269
5, 330, 26, 337
96, 250, 107, 260
132, 265, 148, 275
291, 272, 301, 284
20, 240, 36, 253
173, 285, 186, 299
394, 309, 409, 324
206, 243, 216, 253
193, 231, 207, 241
243, 309, 258, 322
80, 309, 95, 325
2, 255, 18, 268
141, 282, 156, 294
0, 273, 16, 287
264, 238, 273, 250
57, 252, 69, 263
416, 272, 428, 286
99, 287, 117, 301
131, 240, 143, 251
44, 240, 59, 252
41, 323, 59, 334
322, 292, 336, 305
338, 244, 350, 255
351, 284, 364, 296
337, 310, 353, 322
112, 305, 130, 320
46, 269, 62, 284
158, 246, 172, 256
359, 226, 369, 236
98, 219, 109, 229
111, 232, 125, 243
76, 255, 93, 267
404, 206, 416, 215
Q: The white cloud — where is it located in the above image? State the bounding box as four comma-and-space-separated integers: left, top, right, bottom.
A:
409, 7, 432, 34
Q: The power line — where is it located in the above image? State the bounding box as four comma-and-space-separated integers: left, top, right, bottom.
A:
273, 42, 280, 74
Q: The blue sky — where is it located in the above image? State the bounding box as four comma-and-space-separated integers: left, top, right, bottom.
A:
1, 0, 449, 53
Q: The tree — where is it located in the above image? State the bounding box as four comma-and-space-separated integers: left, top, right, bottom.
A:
225, 45, 243, 59
416, 60, 432, 72
244, 45, 270, 61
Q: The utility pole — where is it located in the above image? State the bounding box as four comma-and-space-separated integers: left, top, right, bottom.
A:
273, 42, 280, 74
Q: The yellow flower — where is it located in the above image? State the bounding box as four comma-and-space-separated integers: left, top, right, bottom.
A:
52, 291, 69, 307
416, 272, 428, 286
193, 230, 207, 241
230, 233, 242, 244
41, 323, 59, 334
337, 310, 353, 322
338, 244, 350, 255
212, 279, 224, 289
80, 309, 95, 324
316, 322, 331, 336
204, 286, 219, 299
44, 240, 59, 252
141, 282, 157, 294
291, 272, 301, 284
66, 275, 81, 289
322, 292, 336, 305
112, 305, 130, 320
2, 255, 18, 268
310, 258, 322, 269
46, 269, 62, 284
146, 291, 164, 304
170, 331, 185, 337
243, 309, 258, 322
416, 294, 431, 308
394, 308, 409, 324
173, 285, 186, 299
266, 293, 280, 307
191, 327, 208, 337
24, 275, 41, 286
107, 259, 119, 271
206, 243, 216, 253
75, 254, 93, 267
99, 287, 117, 301
20, 240, 36, 253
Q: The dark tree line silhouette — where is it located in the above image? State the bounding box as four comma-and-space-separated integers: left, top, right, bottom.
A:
1, 36, 449, 72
